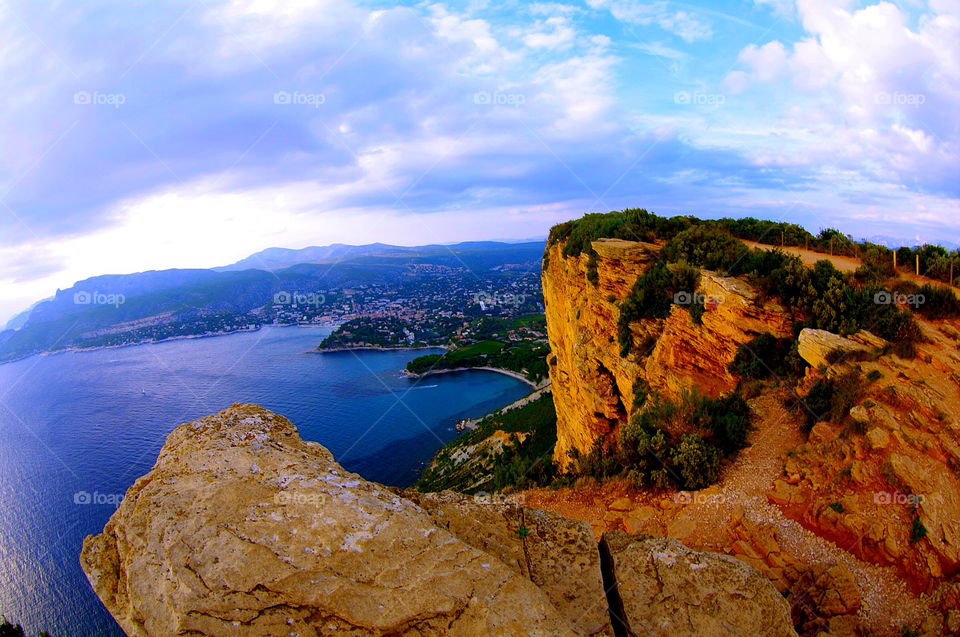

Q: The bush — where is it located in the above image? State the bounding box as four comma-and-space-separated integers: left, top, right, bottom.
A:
585, 250, 599, 286
729, 333, 805, 380
916, 284, 960, 319
910, 516, 927, 543
670, 434, 722, 489
661, 226, 748, 272
800, 370, 862, 429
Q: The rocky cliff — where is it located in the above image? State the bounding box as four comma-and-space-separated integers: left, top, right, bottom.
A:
81, 404, 796, 636
542, 238, 792, 465
539, 234, 960, 634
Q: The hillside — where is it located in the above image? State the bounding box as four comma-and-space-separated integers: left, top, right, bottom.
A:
0, 241, 545, 362
528, 210, 960, 635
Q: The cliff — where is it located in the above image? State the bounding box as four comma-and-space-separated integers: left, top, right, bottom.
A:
537, 234, 960, 634
80, 404, 796, 636
542, 238, 792, 465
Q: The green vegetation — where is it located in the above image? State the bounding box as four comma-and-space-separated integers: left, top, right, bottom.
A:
661, 226, 747, 273
568, 389, 751, 490
585, 249, 599, 285
406, 337, 549, 382
910, 515, 927, 543
798, 370, 863, 430
729, 333, 805, 380
828, 501, 845, 514
550, 209, 956, 365
915, 283, 960, 319
0, 617, 51, 637
617, 262, 701, 355
415, 394, 558, 493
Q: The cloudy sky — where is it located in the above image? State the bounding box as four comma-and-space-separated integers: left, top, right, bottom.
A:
1, 0, 958, 323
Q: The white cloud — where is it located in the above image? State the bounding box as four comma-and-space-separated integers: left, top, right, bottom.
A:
722, 0, 959, 194
522, 16, 576, 49
587, 0, 713, 42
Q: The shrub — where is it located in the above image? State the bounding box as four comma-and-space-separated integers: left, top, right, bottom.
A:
916, 284, 960, 319
910, 516, 927, 543
670, 434, 722, 489
585, 250, 599, 285
689, 300, 705, 324
661, 226, 748, 272
729, 333, 803, 380
801, 370, 862, 428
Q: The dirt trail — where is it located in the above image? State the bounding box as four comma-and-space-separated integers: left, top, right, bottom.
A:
742, 240, 959, 295
521, 393, 930, 634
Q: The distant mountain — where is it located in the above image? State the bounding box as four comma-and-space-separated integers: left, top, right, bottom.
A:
0, 241, 545, 362
859, 234, 960, 250
217, 241, 545, 272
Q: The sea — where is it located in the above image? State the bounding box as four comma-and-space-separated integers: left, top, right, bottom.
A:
0, 325, 530, 635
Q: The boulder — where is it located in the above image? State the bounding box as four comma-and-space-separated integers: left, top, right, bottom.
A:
81, 405, 578, 636
797, 328, 884, 370
601, 532, 797, 636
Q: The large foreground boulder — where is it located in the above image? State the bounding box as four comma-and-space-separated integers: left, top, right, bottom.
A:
602, 532, 797, 636
81, 404, 795, 636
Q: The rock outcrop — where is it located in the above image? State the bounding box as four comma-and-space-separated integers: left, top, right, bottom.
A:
542, 238, 792, 465
81, 404, 796, 636
796, 328, 886, 370
602, 532, 796, 636
771, 320, 960, 594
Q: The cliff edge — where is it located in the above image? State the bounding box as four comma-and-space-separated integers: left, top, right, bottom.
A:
80, 404, 795, 636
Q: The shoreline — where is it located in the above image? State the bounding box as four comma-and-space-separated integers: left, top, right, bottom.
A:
311, 345, 447, 354
0, 323, 339, 366
454, 383, 552, 430
403, 365, 543, 389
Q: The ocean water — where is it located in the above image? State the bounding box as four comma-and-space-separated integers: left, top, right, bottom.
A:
0, 326, 530, 635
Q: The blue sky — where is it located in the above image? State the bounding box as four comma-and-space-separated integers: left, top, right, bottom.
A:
1, 0, 958, 322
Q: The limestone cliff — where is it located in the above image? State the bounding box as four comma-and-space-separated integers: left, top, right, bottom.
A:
543, 238, 792, 465
81, 404, 796, 636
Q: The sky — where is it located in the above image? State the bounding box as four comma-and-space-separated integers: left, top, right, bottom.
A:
1, 0, 958, 324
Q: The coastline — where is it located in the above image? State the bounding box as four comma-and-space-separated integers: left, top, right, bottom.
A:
311, 345, 447, 354
0, 323, 338, 366
454, 383, 552, 431
403, 365, 544, 389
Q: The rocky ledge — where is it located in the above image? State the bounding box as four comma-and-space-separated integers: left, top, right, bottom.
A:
81, 404, 795, 636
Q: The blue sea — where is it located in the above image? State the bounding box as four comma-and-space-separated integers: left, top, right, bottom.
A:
0, 326, 530, 635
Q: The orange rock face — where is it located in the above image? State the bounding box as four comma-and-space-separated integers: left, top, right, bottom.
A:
542, 238, 792, 466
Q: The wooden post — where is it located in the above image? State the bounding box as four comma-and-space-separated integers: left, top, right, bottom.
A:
893, 250, 897, 270
916, 254, 920, 276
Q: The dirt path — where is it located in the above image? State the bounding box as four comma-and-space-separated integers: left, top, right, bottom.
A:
521, 393, 929, 634
742, 240, 959, 295
742, 240, 862, 273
